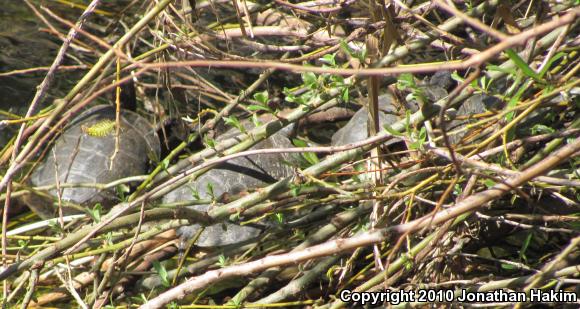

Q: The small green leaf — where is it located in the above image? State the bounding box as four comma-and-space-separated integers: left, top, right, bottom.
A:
206, 182, 215, 200
484, 179, 496, 188
89, 203, 102, 223
505, 49, 541, 81
519, 232, 533, 262
451, 71, 465, 83
292, 138, 307, 147
253, 90, 269, 104
405, 110, 411, 135
302, 72, 317, 88
383, 123, 402, 137
292, 138, 318, 165
247, 105, 272, 112
290, 183, 302, 197
342, 87, 349, 102
501, 263, 517, 270
251, 113, 262, 127
531, 124, 555, 134
190, 188, 200, 200
321, 53, 336, 66
538, 52, 566, 78
274, 213, 284, 224
339, 40, 353, 57
223, 115, 245, 133
397, 73, 415, 90
152, 260, 170, 287
204, 136, 216, 148
217, 254, 228, 267
486, 64, 517, 76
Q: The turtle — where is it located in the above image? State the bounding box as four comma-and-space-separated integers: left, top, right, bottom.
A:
331, 93, 402, 147
163, 123, 296, 247
24, 83, 161, 219
331, 72, 457, 147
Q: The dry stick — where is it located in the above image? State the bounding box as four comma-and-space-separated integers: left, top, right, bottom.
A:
0, 66, 86, 78
433, 0, 508, 40
428, 145, 580, 187
473, 128, 580, 159
256, 255, 341, 304
3, 3, 573, 284
132, 10, 577, 229
148, 54, 289, 185
122, 9, 580, 252
1, 0, 102, 302
0, 208, 208, 281
140, 138, 580, 308
523, 236, 580, 293
102, 15, 575, 259
64, 77, 357, 254
41, 6, 121, 55
133, 8, 579, 77
229, 196, 375, 305
273, 0, 357, 13
439, 68, 481, 175
376, 0, 500, 67
476, 213, 575, 234
390, 265, 580, 308
0, 0, 173, 194
19, 266, 39, 309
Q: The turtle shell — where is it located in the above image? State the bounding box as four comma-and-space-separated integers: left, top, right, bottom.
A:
28, 105, 160, 218
163, 126, 295, 247
331, 94, 402, 146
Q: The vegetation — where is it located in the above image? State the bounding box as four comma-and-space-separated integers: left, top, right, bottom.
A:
0, 0, 578, 308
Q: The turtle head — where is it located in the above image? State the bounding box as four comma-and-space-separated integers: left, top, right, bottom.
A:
115, 79, 137, 112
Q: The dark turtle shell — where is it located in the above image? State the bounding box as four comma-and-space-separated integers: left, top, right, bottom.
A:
163, 126, 295, 247
27, 105, 160, 218
331, 94, 402, 147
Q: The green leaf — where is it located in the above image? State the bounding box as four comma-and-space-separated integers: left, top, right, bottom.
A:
538, 52, 566, 78
505, 79, 529, 122
152, 260, 170, 287
253, 90, 269, 104
451, 71, 465, 83
505, 49, 541, 81
223, 115, 245, 132
190, 188, 200, 200
89, 203, 102, 223
204, 136, 216, 148
321, 53, 336, 66
290, 183, 302, 197
217, 254, 228, 267
339, 39, 353, 57
486, 64, 517, 76
247, 104, 272, 112
302, 72, 317, 88
292, 138, 307, 147
519, 232, 533, 262
405, 110, 411, 135
342, 87, 349, 102
251, 113, 262, 127
383, 123, 402, 137
206, 182, 215, 200
531, 124, 555, 135
419, 126, 427, 142
274, 213, 284, 224
292, 138, 319, 165
397, 73, 415, 90
484, 179, 496, 188
501, 263, 517, 270
303, 152, 319, 165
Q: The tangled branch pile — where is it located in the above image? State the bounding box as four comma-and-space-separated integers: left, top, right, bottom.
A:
1, 0, 579, 308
